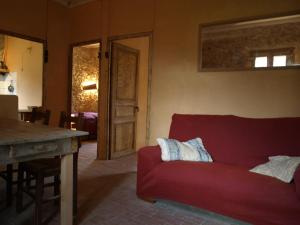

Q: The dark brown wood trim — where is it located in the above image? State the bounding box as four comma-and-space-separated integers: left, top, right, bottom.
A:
70, 39, 102, 48
67, 46, 73, 116
198, 24, 203, 73
199, 65, 300, 73
108, 32, 153, 42
42, 42, 46, 109
146, 33, 153, 146
0, 29, 45, 44
199, 10, 300, 28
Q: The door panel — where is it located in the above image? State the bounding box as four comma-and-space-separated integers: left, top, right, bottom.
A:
115, 123, 134, 151
110, 43, 139, 159
116, 50, 137, 100
115, 106, 135, 117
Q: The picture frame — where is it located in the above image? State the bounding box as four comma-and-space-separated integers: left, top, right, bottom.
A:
199, 13, 300, 72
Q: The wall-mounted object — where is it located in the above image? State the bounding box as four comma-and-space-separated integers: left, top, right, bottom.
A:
82, 83, 97, 91
0, 73, 17, 95
8, 80, 14, 93
0, 61, 9, 75
0, 35, 9, 75
199, 14, 300, 71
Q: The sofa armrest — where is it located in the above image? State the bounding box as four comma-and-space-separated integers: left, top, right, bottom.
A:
294, 165, 300, 199
137, 145, 162, 197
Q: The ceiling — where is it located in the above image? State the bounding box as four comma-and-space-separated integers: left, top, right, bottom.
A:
53, 0, 94, 7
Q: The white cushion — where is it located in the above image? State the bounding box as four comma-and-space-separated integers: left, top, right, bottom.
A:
157, 137, 213, 162
250, 156, 300, 183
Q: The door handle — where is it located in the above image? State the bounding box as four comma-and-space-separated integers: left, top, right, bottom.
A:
134, 106, 139, 112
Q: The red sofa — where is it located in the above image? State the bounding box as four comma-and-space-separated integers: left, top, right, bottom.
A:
137, 114, 300, 225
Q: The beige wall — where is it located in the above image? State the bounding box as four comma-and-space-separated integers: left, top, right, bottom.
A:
0, 0, 47, 39
116, 37, 150, 150
2, 0, 300, 150
69, 0, 155, 41
148, 0, 300, 144
69, 0, 300, 150
69, 0, 155, 157
108, 0, 155, 36
0, 0, 70, 126
6, 36, 43, 110
69, 0, 102, 44
45, 0, 70, 125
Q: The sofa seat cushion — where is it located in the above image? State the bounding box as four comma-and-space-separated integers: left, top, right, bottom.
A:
295, 165, 300, 199
142, 161, 300, 225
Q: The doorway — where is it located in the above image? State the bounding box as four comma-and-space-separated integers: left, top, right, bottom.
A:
70, 41, 101, 158
108, 35, 151, 159
0, 32, 44, 113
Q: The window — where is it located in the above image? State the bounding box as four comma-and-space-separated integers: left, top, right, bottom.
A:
273, 55, 287, 67
252, 48, 294, 69
199, 14, 300, 71
254, 56, 268, 68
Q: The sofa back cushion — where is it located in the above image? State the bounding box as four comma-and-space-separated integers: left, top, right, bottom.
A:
169, 114, 300, 168
294, 166, 300, 199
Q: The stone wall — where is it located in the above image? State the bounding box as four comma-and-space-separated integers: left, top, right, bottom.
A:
72, 46, 99, 112
202, 21, 300, 69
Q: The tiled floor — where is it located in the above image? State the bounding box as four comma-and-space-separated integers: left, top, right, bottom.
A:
0, 141, 242, 225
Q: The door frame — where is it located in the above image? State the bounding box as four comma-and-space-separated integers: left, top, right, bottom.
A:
0, 29, 47, 108
68, 39, 102, 157
106, 32, 153, 159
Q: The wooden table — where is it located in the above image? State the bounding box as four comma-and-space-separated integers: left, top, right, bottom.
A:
0, 119, 88, 225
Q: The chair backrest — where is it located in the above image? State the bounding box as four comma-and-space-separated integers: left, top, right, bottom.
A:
0, 95, 18, 119
59, 111, 83, 148
59, 111, 83, 129
30, 107, 51, 125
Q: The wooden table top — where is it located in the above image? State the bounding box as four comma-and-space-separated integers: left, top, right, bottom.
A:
0, 119, 88, 146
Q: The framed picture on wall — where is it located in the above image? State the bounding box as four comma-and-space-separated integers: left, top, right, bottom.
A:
199, 13, 300, 71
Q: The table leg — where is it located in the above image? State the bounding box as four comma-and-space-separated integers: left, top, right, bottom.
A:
73, 152, 78, 225
61, 154, 73, 225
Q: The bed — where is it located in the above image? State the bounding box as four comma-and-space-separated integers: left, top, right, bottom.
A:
72, 112, 98, 140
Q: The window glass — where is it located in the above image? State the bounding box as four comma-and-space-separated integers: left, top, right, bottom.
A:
255, 57, 268, 68
273, 55, 287, 67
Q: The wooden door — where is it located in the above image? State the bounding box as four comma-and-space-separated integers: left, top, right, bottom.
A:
109, 43, 139, 159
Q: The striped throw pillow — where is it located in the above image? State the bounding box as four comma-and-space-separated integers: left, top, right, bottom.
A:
157, 137, 213, 162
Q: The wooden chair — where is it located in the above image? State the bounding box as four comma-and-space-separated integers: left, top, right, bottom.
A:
16, 108, 55, 225
59, 111, 83, 129
0, 95, 17, 206
0, 107, 51, 207
0, 164, 14, 206
30, 107, 51, 125
16, 111, 82, 225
